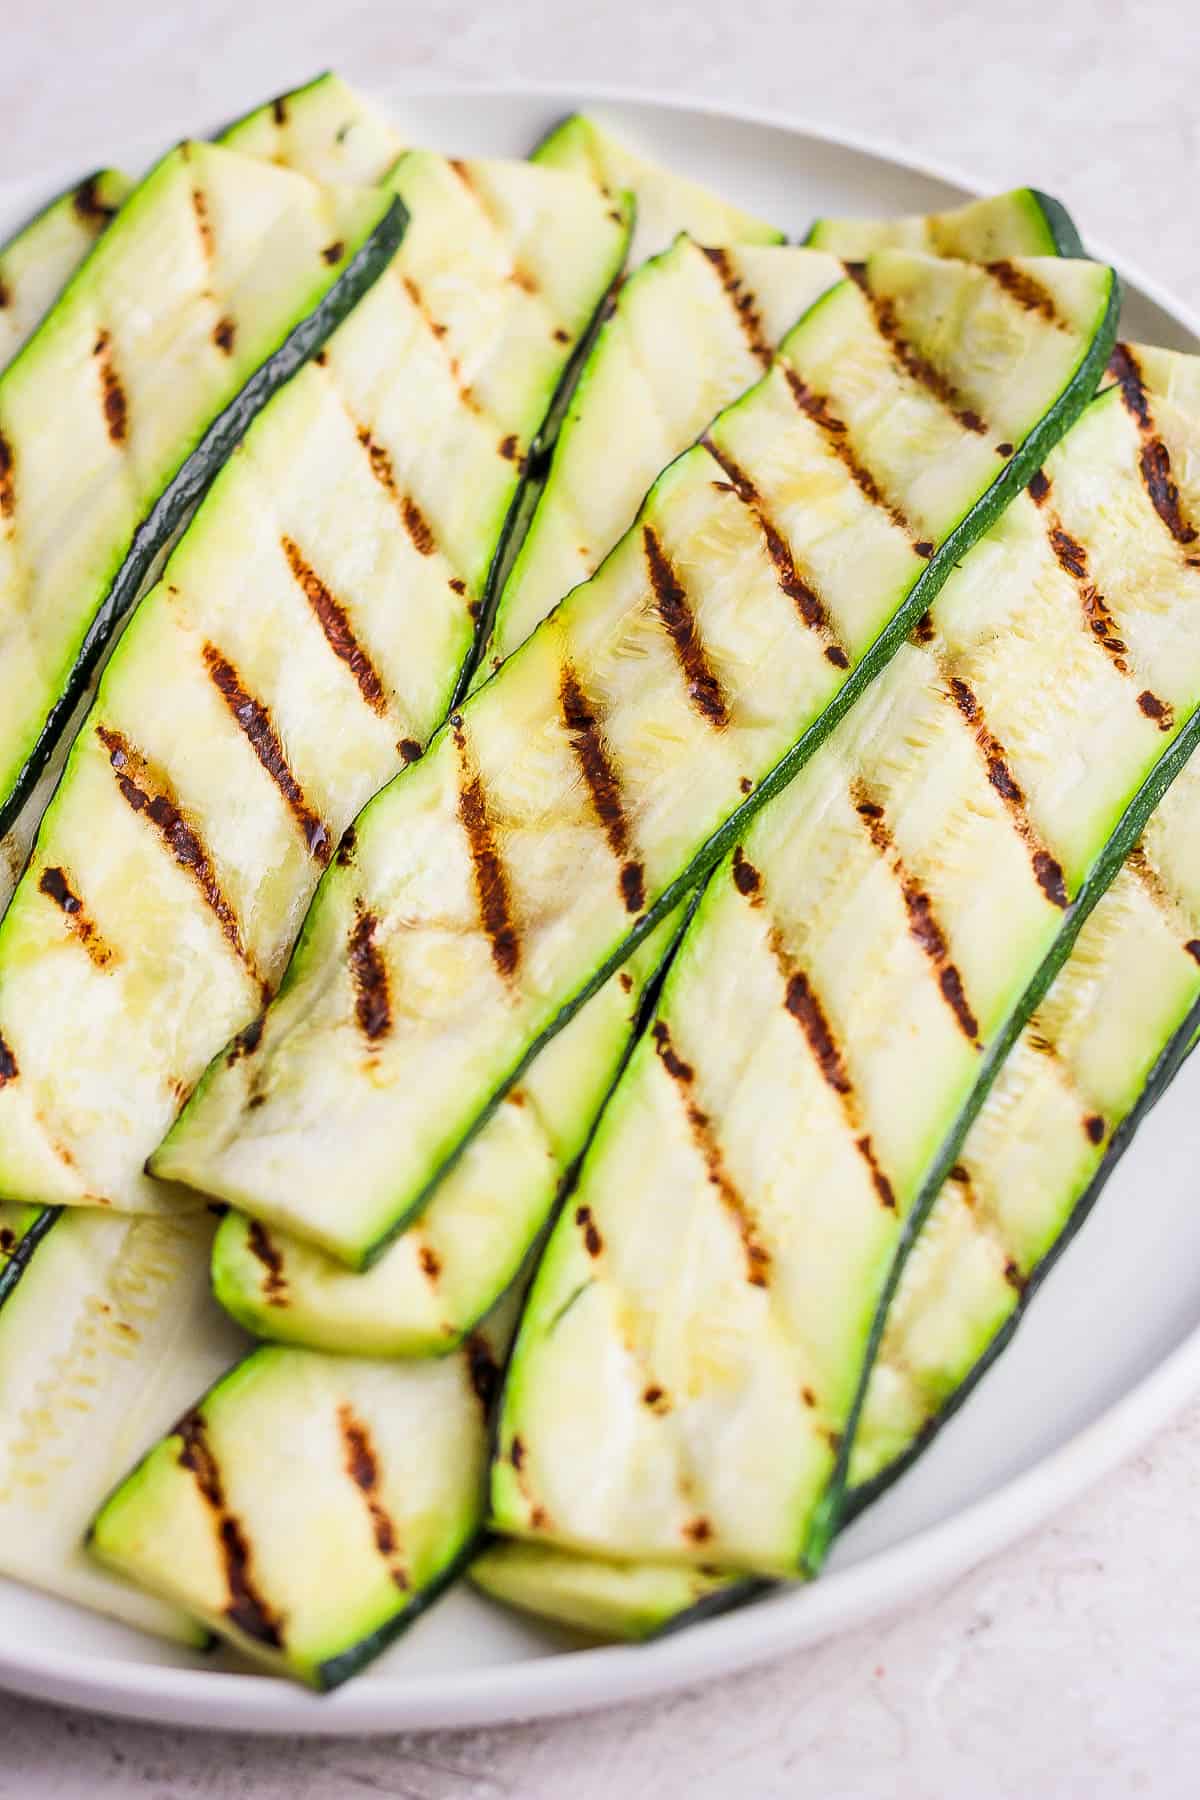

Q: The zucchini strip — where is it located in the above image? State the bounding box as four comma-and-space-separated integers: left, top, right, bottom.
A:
490, 347, 1200, 1577
471, 1540, 748, 1642
532, 113, 783, 265
805, 186, 1084, 258
0, 153, 627, 1214
217, 70, 404, 182
154, 249, 1119, 1267
89, 1297, 516, 1689
0, 1207, 245, 1642
0, 170, 131, 372
0, 142, 404, 842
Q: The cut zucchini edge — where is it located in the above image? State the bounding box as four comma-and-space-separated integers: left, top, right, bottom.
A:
805, 186, 1085, 259
807, 699, 1200, 1563
0, 1202, 58, 1306
0, 175, 408, 842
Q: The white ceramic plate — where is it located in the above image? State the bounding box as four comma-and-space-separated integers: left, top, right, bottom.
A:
1, 82, 1199, 1738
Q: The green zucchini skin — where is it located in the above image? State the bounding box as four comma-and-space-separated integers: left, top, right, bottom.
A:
154, 252, 1119, 1267
0, 1203, 57, 1307
844, 988, 1200, 1522
804, 186, 1085, 258
809, 699, 1200, 1557
0, 170, 406, 842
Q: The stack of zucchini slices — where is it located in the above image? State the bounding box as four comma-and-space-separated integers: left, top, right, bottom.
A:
0, 71, 1194, 1690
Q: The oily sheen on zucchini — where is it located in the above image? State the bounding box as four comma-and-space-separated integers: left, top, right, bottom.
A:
806, 186, 1084, 259
90, 1301, 514, 1689
491, 348, 1200, 1578
0, 1206, 244, 1641
0, 152, 627, 1215
533, 113, 782, 265
0, 169, 131, 371
0, 142, 403, 841
154, 249, 1119, 1266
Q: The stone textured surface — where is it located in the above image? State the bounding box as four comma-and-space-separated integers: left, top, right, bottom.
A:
2, 2, 1199, 1792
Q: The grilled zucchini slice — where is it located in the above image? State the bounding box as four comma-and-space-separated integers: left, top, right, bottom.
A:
90, 1302, 513, 1689
0, 170, 131, 373
533, 113, 782, 264
218, 70, 404, 182
471, 1540, 745, 1641
155, 250, 1118, 1267
0, 143, 404, 843
0, 1207, 244, 1641
806, 186, 1084, 258
490, 348, 1200, 1577
0, 152, 627, 1215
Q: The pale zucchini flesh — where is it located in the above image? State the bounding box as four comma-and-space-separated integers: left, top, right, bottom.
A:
805, 186, 1084, 259
0, 1207, 245, 1642
90, 1300, 515, 1689
217, 71, 405, 184
532, 113, 783, 265
0, 153, 628, 1216
490, 351, 1200, 1577
153, 250, 1119, 1267
0, 141, 404, 839
0, 170, 132, 372
471, 1540, 746, 1642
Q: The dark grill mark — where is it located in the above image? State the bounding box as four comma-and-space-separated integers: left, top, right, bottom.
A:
322, 240, 345, 266
731, 846, 762, 901
176, 1411, 284, 1647
0, 1032, 16, 1084
985, 259, 1067, 328
73, 175, 120, 225
0, 1227, 14, 1253
37, 866, 113, 968
0, 432, 14, 520
699, 246, 772, 366
1187, 940, 1200, 964
418, 1244, 441, 1282
510, 1435, 525, 1470
996, 442, 1014, 458
354, 425, 440, 559
281, 535, 388, 716
348, 906, 392, 1042
618, 970, 633, 993
335, 826, 356, 868
652, 1018, 770, 1286
643, 1384, 669, 1412
1045, 518, 1173, 705
702, 438, 843, 644
398, 738, 422, 764
498, 433, 521, 464
92, 329, 127, 446
1109, 344, 1200, 547
575, 1203, 603, 1257
1084, 1113, 1106, 1144
559, 663, 643, 913
1138, 690, 1173, 730
1028, 469, 1050, 506
941, 677, 1069, 908
784, 970, 851, 1094
1049, 525, 1089, 581
847, 270, 986, 434
202, 645, 330, 859
96, 726, 253, 965
852, 785, 981, 1044
643, 527, 729, 728
246, 1220, 287, 1305
190, 187, 213, 259
226, 1014, 264, 1066
213, 316, 236, 355
0, 275, 8, 310
1004, 1258, 1028, 1294
856, 1135, 897, 1210
455, 743, 520, 980
272, 95, 288, 126
337, 1404, 409, 1591
465, 1334, 500, 1413
553, 326, 570, 344
782, 366, 918, 544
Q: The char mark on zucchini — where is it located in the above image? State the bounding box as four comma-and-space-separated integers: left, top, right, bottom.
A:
37, 866, 114, 968
941, 673, 1069, 907
453, 727, 521, 981
353, 425, 438, 559
336, 1404, 410, 1590
650, 1017, 771, 1286
642, 527, 730, 729
72, 175, 120, 224
280, 535, 388, 716
348, 905, 392, 1043
780, 365, 922, 548
851, 785, 981, 1044
984, 260, 1070, 329
730, 846, 762, 901
559, 663, 644, 915
699, 247, 773, 367
0, 1032, 16, 1084
95, 725, 255, 973
213, 316, 236, 354
0, 432, 12, 519
175, 1410, 284, 1648
701, 437, 843, 647
202, 644, 331, 859
92, 330, 128, 446
190, 186, 214, 260
1108, 344, 1199, 547
245, 1219, 287, 1304
1045, 523, 1144, 682
843, 266, 986, 435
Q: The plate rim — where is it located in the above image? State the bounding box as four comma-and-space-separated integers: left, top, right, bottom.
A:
1, 76, 1198, 1738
